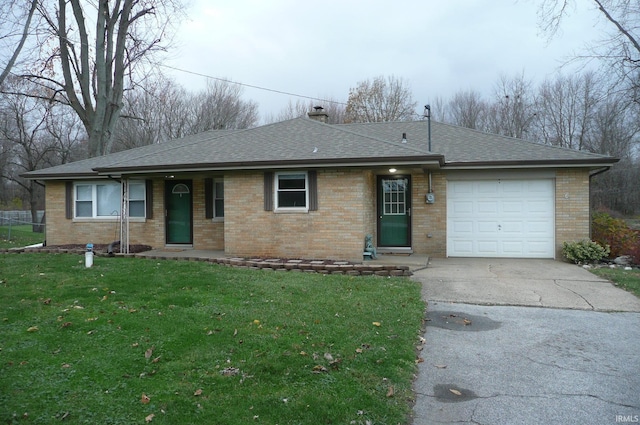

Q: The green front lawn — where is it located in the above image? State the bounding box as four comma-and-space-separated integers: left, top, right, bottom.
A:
590, 266, 640, 298
0, 225, 45, 249
0, 253, 425, 424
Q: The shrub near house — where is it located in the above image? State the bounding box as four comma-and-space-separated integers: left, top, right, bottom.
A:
592, 212, 640, 265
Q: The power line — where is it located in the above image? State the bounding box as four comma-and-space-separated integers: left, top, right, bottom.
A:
159, 64, 347, 106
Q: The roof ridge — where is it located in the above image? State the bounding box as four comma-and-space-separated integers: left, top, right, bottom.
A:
307, 117, 435, 155
431, 120, 612, 159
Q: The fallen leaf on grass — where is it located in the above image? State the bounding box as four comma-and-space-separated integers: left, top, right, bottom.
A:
323, 353, 334, 362
194, 389, 203, 396
141, 393, 150, 404
43, 298, 51, 305
145, 413, 154, 423
145, 347, 153, 359
449, 389, 462, 396
372, 322, 381, 327
220, 367, 240, 376
152, 356, 161, 363
27, 326, 38, 332
61, 322, 72, 328
312, 365, 328, 373
386, 386, 394, 397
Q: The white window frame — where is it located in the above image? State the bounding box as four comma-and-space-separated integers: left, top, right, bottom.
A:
74, 181, 146, 219
274, 172, 309, 212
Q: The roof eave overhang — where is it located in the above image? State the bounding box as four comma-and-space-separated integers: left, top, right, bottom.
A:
93, 155, 445, 176
21, 172, 100, 180
442, 158, 619, 170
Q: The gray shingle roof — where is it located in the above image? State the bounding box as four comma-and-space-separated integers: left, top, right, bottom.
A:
23, 117, 616, 179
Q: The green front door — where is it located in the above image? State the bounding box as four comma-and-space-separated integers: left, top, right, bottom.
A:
165, 180, 192, 244
377, 176, 411, 247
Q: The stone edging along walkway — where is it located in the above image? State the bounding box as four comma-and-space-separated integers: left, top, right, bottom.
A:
1, 247, 413, 277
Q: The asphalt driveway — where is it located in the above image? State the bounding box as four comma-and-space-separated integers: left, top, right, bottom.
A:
411, 258, 640, 424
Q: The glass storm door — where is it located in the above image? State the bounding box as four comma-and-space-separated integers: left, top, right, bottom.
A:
377, 176, 411, 247
165, 180, 192, 244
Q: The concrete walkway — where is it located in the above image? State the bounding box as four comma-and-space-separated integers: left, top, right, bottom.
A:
411, 258, 640, 425
418, 258, 640, 312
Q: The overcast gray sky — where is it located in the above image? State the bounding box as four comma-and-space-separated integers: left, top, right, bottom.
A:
163, 0, 606, 120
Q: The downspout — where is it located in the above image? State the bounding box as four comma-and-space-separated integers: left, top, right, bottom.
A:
588, 166, 611, 239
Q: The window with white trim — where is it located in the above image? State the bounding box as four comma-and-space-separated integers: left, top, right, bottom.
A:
74, 181, 146, 218
275, 172, 308, 210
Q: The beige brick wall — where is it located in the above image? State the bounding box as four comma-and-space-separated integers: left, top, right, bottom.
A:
555, 168, 591, 258
44, 168, 592, 260
44, 178, 225, 250
191, 178, 225, 250
411, 171, 447, 257
44, 180, 161, 247
224, 170, 371, 261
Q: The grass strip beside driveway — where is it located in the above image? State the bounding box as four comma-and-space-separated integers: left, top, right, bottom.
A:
590, 266, 640, 298
0, 253, 425, 425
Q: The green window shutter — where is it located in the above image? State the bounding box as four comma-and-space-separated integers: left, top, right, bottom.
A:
308, 170, 318, 211
65, 182, 73, 219
264, 172, 273, 211
204, 178, 213, 219
145, 180, 154, 219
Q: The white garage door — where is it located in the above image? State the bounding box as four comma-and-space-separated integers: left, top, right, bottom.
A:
447, 179, 555, 258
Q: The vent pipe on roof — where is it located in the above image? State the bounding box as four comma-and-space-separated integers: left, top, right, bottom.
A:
308, 106, 329, 123
402, 133, 407, 143
424, 105, 432, 152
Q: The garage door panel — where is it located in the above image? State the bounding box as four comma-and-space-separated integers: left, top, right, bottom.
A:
502, 201, 524, 214
450, 200, 474, 214
477, 221, 499, 234
527, 200, 553, 213
501, 221, 524, 234
502, 241, 525, 255
477, 241, 499, 254
451, 240, 474, 255
477, 201, 499, 214
477, 181, 499, 194
447, 179, 554, 258
451, 220, 473, 233
526, 240, 555, 255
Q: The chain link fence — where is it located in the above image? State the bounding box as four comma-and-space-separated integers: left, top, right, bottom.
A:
0, 211, 46, 241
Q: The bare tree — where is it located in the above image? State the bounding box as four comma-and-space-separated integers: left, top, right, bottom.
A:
113, 77, 259, 151
538, 0, 640, 99
486, 73, 537, 139
344, 75, 418, 123
0, 77, 68, 227
534, 72, 600, 150
190, 80, 259, 133
0, 0, 38, 88
18, 0, 185, 157
445, 89, 488, 130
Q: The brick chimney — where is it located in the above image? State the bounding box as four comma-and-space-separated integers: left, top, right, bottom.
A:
307, 106, 329, 123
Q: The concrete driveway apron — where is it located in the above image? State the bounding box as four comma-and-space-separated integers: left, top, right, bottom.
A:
411, 258, 640, 425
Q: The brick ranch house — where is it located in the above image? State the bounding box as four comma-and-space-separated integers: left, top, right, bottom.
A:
23, 109, 618, 261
